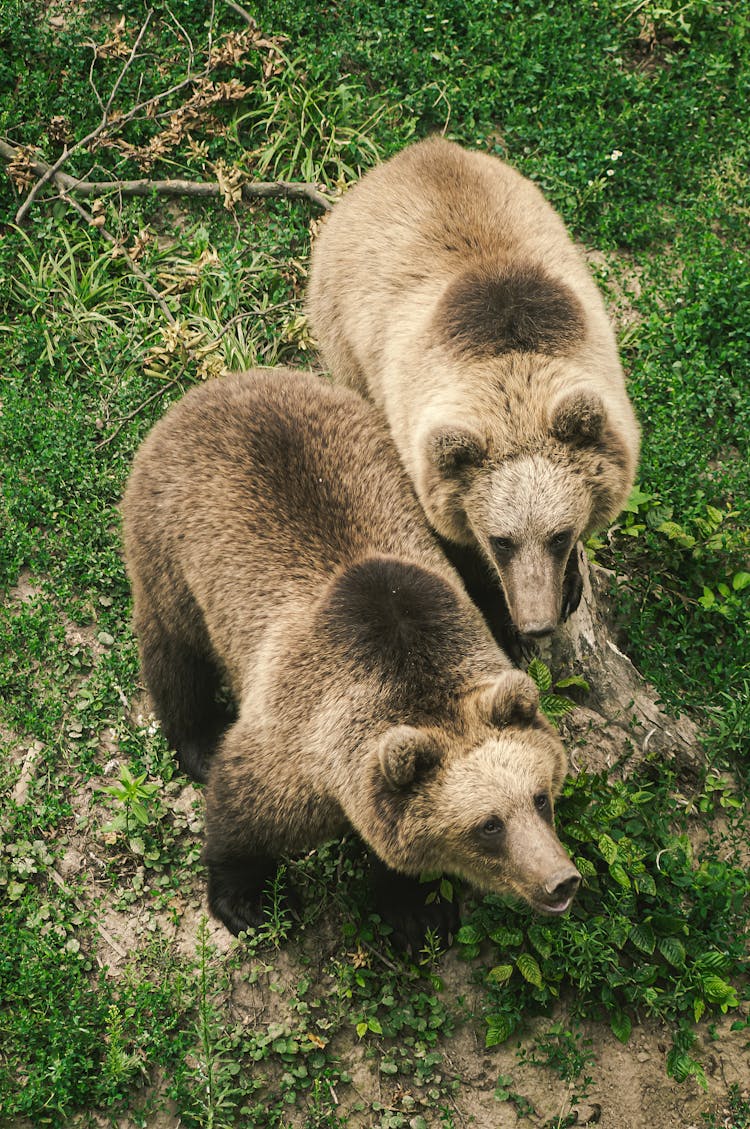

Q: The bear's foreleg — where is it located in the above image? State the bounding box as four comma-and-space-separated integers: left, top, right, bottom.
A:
204, 851, 280, 936
137, 609, 232, 783
202, 718, 321, 936
368, 855, 460, 954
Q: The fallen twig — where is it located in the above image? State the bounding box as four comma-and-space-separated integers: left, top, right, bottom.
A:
95, 370, 186, 450
0, 138, 335, 212
223, 0, 257, 28
15, 10, 159, 224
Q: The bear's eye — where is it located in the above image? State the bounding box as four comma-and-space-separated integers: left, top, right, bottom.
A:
548, 530, 573, 555
480, 816, 504, 836
489, 536, 515, 559
534, 793, 550, 814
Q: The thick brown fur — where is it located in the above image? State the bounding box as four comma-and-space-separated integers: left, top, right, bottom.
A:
306, 137, 641, 639
122, 369, 580, 939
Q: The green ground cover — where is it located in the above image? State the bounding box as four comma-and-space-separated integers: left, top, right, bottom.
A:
0, 1, 748, 1125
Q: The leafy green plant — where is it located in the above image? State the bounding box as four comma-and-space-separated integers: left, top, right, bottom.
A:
232, 54, 383, 185
101, 764, 163, 839
527, 658, 590, 724
702, 1083, 750, 1128
181, 918, 242, 1129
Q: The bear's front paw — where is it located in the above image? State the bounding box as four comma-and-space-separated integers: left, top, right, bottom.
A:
369, 860, 460, 956
210, 888, 265, 936
205, 854, 279, 936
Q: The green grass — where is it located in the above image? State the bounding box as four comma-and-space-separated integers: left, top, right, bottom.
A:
1, 0, 749, 1125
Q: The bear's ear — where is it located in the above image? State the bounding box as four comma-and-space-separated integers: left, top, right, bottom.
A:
477, 670, 540, 726
427, 424, 488, 476
377, 725, 442, 790
550, 390, 605, 445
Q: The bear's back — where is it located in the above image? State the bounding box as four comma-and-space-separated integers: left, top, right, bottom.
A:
123, 368, 446, 623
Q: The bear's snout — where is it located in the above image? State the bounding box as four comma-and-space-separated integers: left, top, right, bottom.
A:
541, 865, 581, 914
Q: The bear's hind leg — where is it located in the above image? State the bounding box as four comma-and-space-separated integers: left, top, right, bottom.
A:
138, 614, 233, 783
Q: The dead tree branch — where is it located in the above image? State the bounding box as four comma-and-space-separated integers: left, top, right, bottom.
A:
15, 10, 159, 224
0, 139, 335, 212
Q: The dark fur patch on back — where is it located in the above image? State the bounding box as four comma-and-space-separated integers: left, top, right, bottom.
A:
321, 557, 470, 703
439, 267, 585, 358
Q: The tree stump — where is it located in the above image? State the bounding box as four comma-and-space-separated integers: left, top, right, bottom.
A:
543, 546, 703, 780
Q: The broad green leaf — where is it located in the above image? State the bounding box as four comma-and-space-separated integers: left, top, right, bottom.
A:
732, 571, 750, 591
527, 925, 553, 959
487, 964, 514, 986
356, 1022, 367, 1038
527, 658, 552, 691
656, 520, 696, 548
574, 856, 597, 878
657, 937, 686, 967
597, 834, 619, 865
629, 922, 655, 955
696, 951, 729, 972
456, 924, 484, 946
368, 1016, 383, 1035
488, 926, 524, 948
540, 693, 575, 720
609, 862, 631, 889
485, 1012, 515, 1047
555, 674, 590, 691
635, 871, 657, 896
630, 790, 655, 804
610, 1010, 632, 1044
608, 920, 630, 949
651, 913, 688, 936
516, 953, 543, 988
623, 484, 654, 513
667, 1050, 708, 1092
702, 975, 738, 1010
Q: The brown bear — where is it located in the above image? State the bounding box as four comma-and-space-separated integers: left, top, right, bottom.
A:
122, 368, 580, 943
306, 137, 640, 647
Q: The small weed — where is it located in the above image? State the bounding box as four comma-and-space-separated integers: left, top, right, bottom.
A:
101, 763, 163, 840
702, 1084, 750, 1128
103, 1003, 144, 1090
519, 1021, 595, 1109
182, 918, 242, 1129
494, 1073, 536, 1118
527, 657, 590, 724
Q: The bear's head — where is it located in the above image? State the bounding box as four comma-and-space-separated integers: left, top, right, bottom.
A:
417, 387, 632, 637
361, 669, 581, 916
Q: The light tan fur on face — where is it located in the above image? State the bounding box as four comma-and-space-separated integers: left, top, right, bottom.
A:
306, 138, 640, 632
463, 454, 591, 634
358, 714, 579, 914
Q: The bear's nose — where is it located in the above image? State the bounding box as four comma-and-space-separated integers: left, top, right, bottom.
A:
545, 868, 581, 903
519, 620, 556, 638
